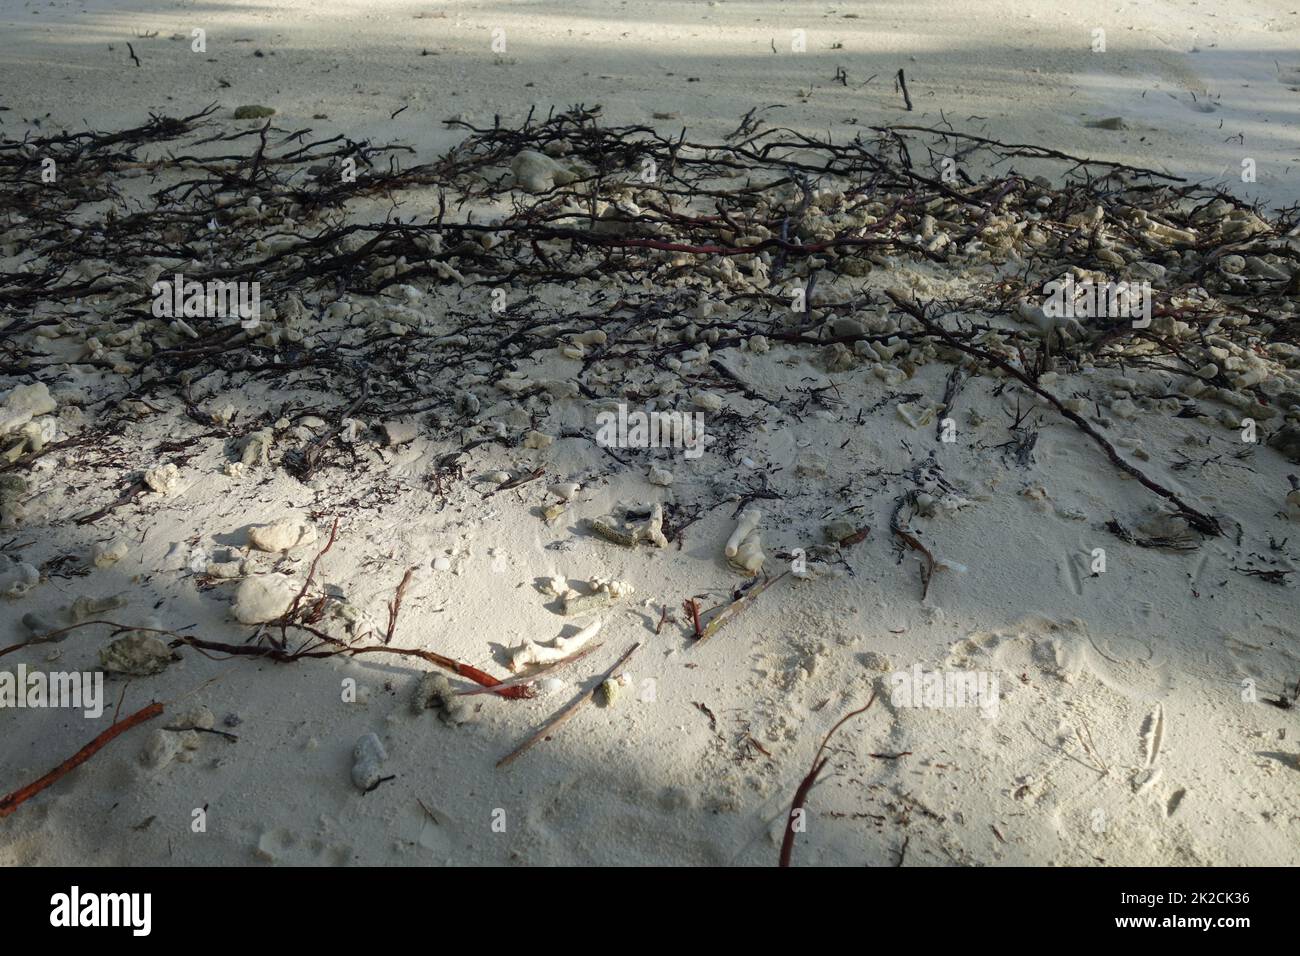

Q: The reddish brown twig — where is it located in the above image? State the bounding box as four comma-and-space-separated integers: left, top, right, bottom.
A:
0, 701, 163, 818
893, 528, 936, 600
73, 478, 147, 526
779, 693, 877, 867
282, 516, 340, 626
171, 634, 536, 699
1, 619, 187, 659
682, 597, 702, 638
2, 617, 531, 700
384, 566, 417, 645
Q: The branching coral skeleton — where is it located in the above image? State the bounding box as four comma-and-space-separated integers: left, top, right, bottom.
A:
509, 618, 602, 672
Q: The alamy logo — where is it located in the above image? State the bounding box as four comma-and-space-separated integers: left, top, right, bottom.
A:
594, 403, 705, 459
889, 665, 999, 719
50, 886, 151, 936
1044, 275, 1151, 328
0, 665, 103, 718
151, 273, 261, 329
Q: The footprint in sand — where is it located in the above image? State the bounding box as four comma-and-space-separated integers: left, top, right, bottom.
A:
949, 616, 1172, 700
931, 619, 1196, 860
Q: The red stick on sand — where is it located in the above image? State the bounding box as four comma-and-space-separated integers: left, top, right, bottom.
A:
0, 701, 164, 818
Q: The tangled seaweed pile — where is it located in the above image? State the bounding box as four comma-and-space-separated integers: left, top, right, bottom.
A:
3, 103, 1300, 606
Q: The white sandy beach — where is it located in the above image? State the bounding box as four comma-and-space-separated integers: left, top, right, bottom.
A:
0, 0, 1298, 867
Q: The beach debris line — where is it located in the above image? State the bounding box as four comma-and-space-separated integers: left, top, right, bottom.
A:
1, 102, 1278, 622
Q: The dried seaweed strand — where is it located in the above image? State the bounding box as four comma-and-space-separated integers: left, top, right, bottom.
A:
779, 693, 877, 867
